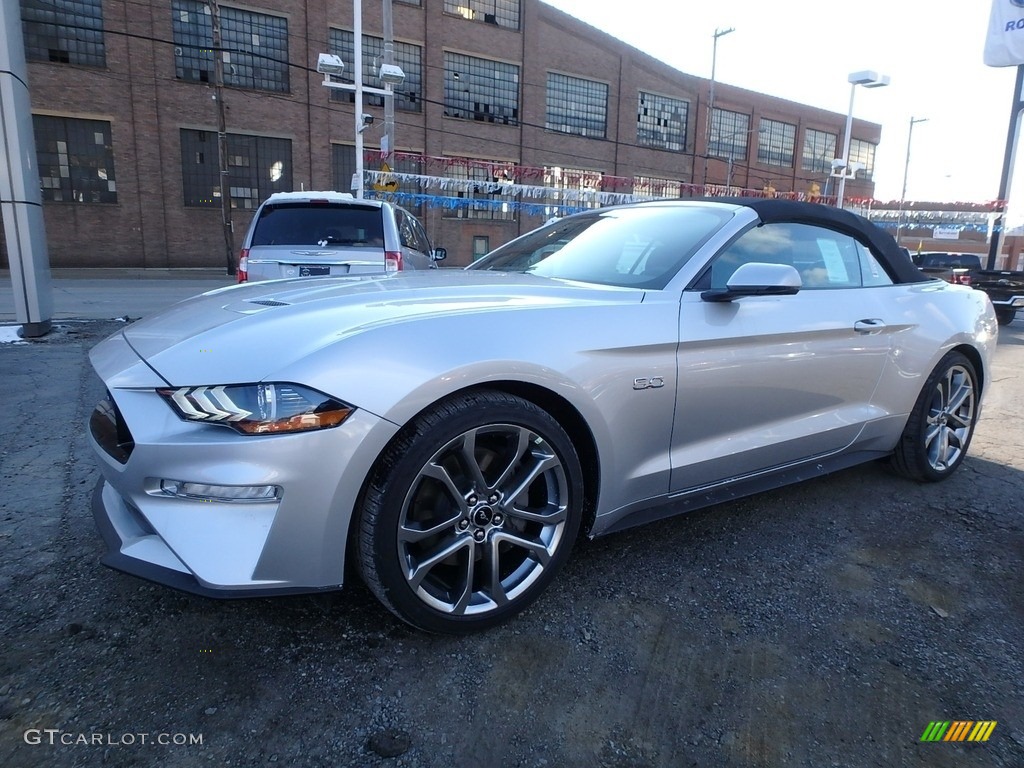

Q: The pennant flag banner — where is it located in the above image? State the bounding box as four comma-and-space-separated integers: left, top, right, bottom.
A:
359, 152, 1008, 232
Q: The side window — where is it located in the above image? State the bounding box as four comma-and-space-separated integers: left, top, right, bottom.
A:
703, 222, 885, 290
410, 217, 432, 254
857, 241, 894, 286
396, 209, 416, 250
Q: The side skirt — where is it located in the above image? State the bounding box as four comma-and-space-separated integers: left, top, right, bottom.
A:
595, 449, 890, 537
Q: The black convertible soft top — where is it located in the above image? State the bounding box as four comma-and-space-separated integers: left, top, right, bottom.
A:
699, 197, 929, 284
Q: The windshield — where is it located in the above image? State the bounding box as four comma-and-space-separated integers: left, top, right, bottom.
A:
470, 204, 732, 288
251, 203, 385, 247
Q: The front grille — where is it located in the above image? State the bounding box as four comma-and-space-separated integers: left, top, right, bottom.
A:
90, 391, 135, 464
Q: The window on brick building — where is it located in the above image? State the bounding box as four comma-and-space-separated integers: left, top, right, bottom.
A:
444, 52, 520, 126
473, 236, 490, 260
709, 109, 750, 161
634, 176, 681, 200
180, 129, 291, 208
443, 0, 520, 30
171, 1, 289, 93
544, 166, 603, 211
20, 0, 106, 67
637, 92, 688, 152
33, 115, 117, 204
758, 119, 796, 167
848, 139, 877, 180
802, 129, 838, 174
546, 74, 608, 139
445, 161, 516, 221
328, 29, 422, 112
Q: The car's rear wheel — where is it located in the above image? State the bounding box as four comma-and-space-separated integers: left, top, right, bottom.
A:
890, 351, 978, 482
356, 390, 584, 633
995, 308, 1016, 326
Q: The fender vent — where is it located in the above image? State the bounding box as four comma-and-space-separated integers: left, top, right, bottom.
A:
248, 299, 290, 307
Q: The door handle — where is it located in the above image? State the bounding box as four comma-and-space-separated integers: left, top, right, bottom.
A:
854, 319, 886, 334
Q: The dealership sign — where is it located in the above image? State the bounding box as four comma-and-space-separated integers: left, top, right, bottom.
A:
933, 225, 962, 240
985, 0, 1024, 66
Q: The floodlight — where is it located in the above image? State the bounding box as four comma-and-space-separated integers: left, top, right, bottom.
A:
378, 63, 406, 86
848, 70, 890, 88
317, 53, 345, 76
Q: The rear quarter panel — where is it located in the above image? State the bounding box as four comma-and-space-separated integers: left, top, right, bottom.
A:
870, 280, 996, 418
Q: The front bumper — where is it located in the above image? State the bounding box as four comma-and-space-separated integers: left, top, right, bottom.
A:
91, 478, 323, 598
88, 333, 399, 596
988, 294, 1024, 310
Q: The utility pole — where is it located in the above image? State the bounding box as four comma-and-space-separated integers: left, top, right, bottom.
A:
703, 27, 734, 189
896, 116, 928, 247
208, 0, 236, 274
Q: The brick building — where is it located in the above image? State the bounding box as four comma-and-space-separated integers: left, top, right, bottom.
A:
6, 0, 882, 269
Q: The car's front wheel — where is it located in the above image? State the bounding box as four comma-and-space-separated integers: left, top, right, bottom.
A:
356, 390, 584, 633
890, 351, 979, 482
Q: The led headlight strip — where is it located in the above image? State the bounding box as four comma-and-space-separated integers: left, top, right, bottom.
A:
157, 383, 353, 435
168, 386, 252, 422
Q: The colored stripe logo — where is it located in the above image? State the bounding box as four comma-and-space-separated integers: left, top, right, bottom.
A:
920, 721, 997, 742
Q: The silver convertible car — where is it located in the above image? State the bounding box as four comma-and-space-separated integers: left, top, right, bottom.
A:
88, 199, 996, 633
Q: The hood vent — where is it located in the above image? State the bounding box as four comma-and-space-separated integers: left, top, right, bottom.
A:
248, 299, 290, 307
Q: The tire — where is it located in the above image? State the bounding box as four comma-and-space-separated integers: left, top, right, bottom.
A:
995, 308, 1016, 326
355, 390, 584, 634
890, 351, 979, 482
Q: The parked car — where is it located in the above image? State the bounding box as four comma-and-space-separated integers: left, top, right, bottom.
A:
236, 191, 445, 282
913, 251, 1024, 325
970, 269, 1024, 325
913, 251, 981, 285
88, 199, 996, 634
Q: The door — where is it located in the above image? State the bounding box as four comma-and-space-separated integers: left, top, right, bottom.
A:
671, 221, 897, 491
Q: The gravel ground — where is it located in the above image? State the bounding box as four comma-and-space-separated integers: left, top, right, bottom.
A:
1, 319, 1022, 767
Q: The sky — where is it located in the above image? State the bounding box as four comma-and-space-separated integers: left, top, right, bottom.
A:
542, 0, 1019, 210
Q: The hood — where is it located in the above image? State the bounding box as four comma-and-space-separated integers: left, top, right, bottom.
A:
117, 271, 645, 386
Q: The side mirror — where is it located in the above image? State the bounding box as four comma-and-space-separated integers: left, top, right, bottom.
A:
431, 247, 447, 262
701, 262, 801, 303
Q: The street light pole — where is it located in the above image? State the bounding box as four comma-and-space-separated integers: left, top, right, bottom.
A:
353, 0, 365, 199
836, 70, 889, 210
703, 26, 735, 188
382, 0, 395, 166
896, 116, 928, 246
318, 1, 404, 199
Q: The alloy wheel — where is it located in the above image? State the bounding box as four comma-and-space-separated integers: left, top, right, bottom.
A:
924, 364, 975, 472
396, 424, 569, 616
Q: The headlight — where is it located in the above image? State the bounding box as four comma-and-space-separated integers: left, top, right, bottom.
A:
156, 383, 354, 435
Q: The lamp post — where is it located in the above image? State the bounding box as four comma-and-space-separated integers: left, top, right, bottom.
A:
835, 70, 889, 210
703, 26, 735, 187
317, 1, 405, 199
895, 116, 928, 246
